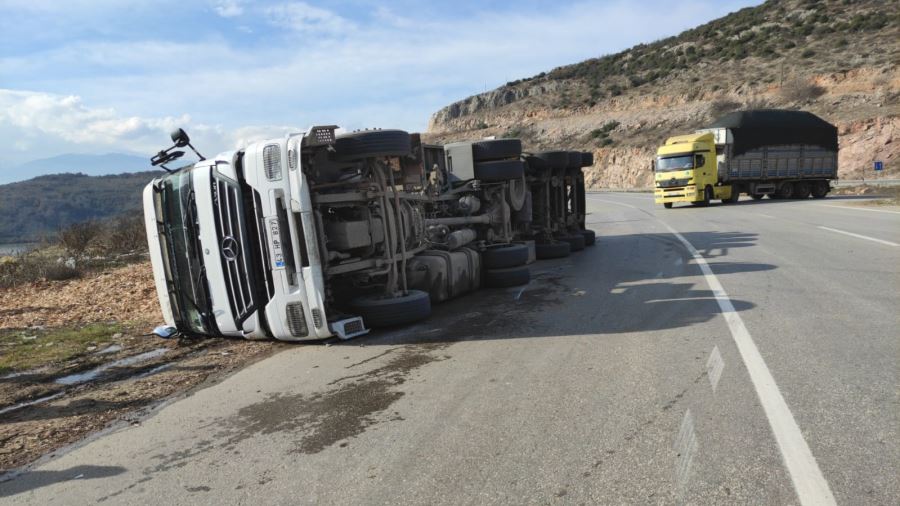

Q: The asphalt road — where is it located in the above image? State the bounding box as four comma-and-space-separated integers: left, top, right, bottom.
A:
2, 193, 898, 505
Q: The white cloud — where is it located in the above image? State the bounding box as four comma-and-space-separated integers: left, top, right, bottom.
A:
263, 1, 354, 34
214, 0, 244, 18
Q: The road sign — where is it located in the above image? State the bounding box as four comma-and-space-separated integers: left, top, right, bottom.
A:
874, 161, 883, 171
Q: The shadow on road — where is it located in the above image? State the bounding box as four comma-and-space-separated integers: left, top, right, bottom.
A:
360, 230, 775, 346
0, 465, 125, 497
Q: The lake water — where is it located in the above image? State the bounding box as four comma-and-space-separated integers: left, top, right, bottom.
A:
0, 243, 34, 256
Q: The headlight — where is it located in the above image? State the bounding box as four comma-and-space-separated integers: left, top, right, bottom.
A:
263, 144, 282, 181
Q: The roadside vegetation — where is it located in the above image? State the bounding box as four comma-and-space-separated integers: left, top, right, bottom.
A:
0, 323, 124, 375
0, 212, 147, 288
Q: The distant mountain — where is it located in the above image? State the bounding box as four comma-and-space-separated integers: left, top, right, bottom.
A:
0, 171, 163, 243
3, 153, 151, 184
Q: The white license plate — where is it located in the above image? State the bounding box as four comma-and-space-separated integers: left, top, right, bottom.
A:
267, 217, 286, 269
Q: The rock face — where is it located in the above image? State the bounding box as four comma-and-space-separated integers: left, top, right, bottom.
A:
426, 0, 899, 189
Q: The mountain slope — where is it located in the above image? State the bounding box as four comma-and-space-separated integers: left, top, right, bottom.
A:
0, 171, 163, 243
427, 0, 900, 188
4, 153, 151, 184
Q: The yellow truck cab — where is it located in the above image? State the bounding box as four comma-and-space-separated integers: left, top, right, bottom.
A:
654, 132, 732, 208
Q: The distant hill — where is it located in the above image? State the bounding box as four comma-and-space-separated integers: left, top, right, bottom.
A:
4, 153, 151, 184
0, 171, 163, 243
428, 0, 899, 188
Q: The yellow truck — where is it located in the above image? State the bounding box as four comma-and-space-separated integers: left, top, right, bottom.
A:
654, 109, 838, 208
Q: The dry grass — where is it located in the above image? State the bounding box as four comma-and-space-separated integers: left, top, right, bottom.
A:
0, 323, 123, 375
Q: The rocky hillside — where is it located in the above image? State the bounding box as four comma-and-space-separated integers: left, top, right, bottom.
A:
427, 0, 900, 188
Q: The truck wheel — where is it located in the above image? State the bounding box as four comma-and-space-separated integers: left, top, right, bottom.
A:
536, 241, 571, 259
663, 202, 674, 208
524, 155, 550, 174
471, 139, 522, 162
811, 181, 829, 199
580, 229, 596, 246
696, 186, 712, 207
558, 233, 586, 252
474, 159, 525, 182
580, 151, 594, 167
482, 243, 529, 269
484, 266, 530, 288
349, 290, 431, 328
792, 181, 811, 199
507, 175, 527, 211
567, 151, 583, 170
725, 189, 740, 203
334, 130, 411, 161
533, 151, 569, 169
773, 182, 793, 199
750, 193, 765, 200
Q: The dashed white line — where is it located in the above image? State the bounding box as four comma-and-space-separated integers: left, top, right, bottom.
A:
706, 346, 725, 393
819, 204, 900, 215
674, 409, 698, 494
817, 226, 899, 247
661, 221, 836, 506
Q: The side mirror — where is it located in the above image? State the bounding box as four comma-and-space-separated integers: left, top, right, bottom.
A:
695, 154, 705, 168
171, 128, 190, 148
151, 325, 177, 339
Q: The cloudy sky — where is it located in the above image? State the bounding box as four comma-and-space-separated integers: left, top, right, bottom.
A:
0, 0, 760, 180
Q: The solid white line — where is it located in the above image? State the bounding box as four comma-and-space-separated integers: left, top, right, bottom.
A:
818, 204, 900, 215
660, 221, 836, 506
590, 198, 640, 210
817, 226, 899, 247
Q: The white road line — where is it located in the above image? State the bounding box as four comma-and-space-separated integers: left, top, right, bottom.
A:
590, 198, 640, 210
817, 226, 899, 247
674, 409, 698, 493
756, 213, 777, 219
818, 204, 900, 215
661, 221, 836, 506
706, 346, 725, 393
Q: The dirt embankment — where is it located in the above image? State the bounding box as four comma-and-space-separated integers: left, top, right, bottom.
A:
0, 262, 283, 473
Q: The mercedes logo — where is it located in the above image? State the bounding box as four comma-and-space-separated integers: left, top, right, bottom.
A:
221, 236, 240, 261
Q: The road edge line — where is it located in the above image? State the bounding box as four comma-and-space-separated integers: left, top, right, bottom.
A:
660, 221, 837, 506
817, 226, 899, 247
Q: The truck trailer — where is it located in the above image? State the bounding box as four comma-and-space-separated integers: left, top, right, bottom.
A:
143, 127, 593, 341
654, 109, 838, 208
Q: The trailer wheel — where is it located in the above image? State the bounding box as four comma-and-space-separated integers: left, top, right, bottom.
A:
580, 229, 596, 246
349, 290, 431, 328
567, 151, 583, 170
811, 181, 829, 199
773, 182, 793, 199
507, 175, 527, 211
472, 139, 522, 162
792, 181, 811, 199
750, 193, 765, 200
524, 155, 550, 174
533, 150, 569, 169
558, 233, 586, 252
663, 202, 674, 209
482, 243, 529, 269
334, 129, 412, 161
536, 241, 571, 259
580, 151, 594, 167
474, 159, 525, 182
484, 266, 530, 288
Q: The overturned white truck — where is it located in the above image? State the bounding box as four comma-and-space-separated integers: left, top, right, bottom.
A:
143, 127, 593, 341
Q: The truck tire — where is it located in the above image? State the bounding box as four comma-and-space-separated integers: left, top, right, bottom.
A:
694, 186, 712, 207
581, 151, 594, 167
349, 290, 431, 328
507, 175, 527, 211
580, 229, 596, 246
773, 182, 793, 199
792, 181, 811, 199
558, 233, 586, 251
484, 266, 530, 288
524, 155, 549, 174
811, 181, 829, 199
472, 139, 522, 162
536, 241, 571, 259
474, 159, 525, 182
334, 129, 411, 161
663, 202, 674, 208
533, 151, 569, 169
482, 243, 529, 269
567, 151, 583, 169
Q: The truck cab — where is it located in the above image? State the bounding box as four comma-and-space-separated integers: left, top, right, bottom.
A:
653, 132, 732, 208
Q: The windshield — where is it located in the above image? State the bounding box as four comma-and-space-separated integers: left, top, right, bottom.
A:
155, 168, 215, 335
656, 154, 695, 173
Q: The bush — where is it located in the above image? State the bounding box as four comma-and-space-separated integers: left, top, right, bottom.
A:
801, 48, 816, 58
58, 220, 101, 258
98, 213, 147, 255
709, 99, 741, 118
779, 79, 826, 102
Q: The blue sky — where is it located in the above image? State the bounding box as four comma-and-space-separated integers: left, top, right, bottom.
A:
0, 0, 761, 178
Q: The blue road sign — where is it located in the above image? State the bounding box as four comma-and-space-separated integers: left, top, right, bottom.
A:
874, 161, 883, 171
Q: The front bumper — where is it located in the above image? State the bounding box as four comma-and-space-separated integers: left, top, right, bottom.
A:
655, 185, 699, 203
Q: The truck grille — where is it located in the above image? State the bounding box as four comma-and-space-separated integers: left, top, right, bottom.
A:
311, 308, 323, 329
213, 178, 256, 323
657, 178, 690, 188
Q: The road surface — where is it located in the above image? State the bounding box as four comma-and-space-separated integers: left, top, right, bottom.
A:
2, 193, 898, 505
